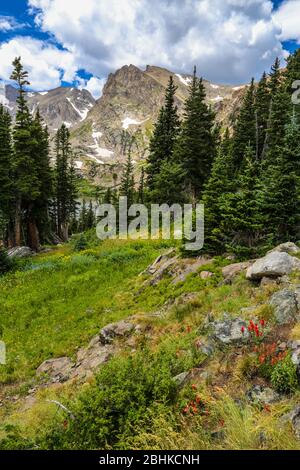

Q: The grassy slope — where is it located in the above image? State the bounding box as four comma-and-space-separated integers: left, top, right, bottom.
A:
1, 237, 300, 449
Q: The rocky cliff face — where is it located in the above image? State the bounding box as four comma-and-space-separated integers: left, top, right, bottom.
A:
0, 82, 95, 131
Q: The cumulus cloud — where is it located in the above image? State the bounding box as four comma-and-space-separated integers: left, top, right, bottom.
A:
0, 37, 77, 90
27, 0, 288, 84
273, 0, 300, 43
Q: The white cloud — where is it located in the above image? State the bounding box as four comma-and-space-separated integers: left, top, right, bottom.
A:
79, 76, 106, 99
0, 15, 26, 32
27, 0, 288, 84
273, 0, 300, 44
0, 37, 77, 90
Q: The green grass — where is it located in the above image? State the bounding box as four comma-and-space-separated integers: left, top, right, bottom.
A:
0, 238, 174, 383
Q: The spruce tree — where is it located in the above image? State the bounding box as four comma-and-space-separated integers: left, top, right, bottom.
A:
0, 105, 13, 244
220, 145, 262, 257
120, 151, 135, 206
232, 78, 256, 169
55, 124, 77, 241
174, 68, 216, 202
255, 72, 270, 160
202, 128, 234, 253
10, 57, 40, 247
146, 76, 180, 191
257, 115, 300, 246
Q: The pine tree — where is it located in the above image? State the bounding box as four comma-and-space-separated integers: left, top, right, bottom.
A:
10, 57, 40, 247
232, 78, 256, 169
138, 166, 145, 204
174, 68, 216, 203
151, 160, 185, 205
220, 145, 262, 257
0, 105, 14, 244
269, 57, 281, 96
55, 124, 77, 241
28, 110, 53, 246
257, 115, 300, 246
146, 76, 180, 191
120, 151, 135, 206
255, 72, 270, 160
201, 128, 234, 253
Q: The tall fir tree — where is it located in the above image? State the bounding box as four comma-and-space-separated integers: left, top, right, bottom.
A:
55, 124, 77, 241
10, 57, 40, 247
257, 115, 300, 246
146, 76, 180, 192
174, 68, 216, 203
255, 72, 270, 160
0, 105, 14, 244
201, 128, 234, 253
120, 151, 135, 206
232, 78, 256, 169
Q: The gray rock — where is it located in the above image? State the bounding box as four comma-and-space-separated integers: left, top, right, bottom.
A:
172, 371, 189, 387
222, 261, 253, 281
247, 385, 280, 405
99, 320, 136, 344
36, 357, 74, 382
210, 314, 249, 345
7, 246, 35, 258
268, 242, 300, 255
281, 405, 300, 439
195, 338, 215, 356
269, 289, 299, 325
246, 252, 300, 280
200, 271, 213, 280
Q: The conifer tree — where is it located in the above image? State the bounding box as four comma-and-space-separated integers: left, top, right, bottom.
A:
174, 68, 216, 203
120, 151, 135, 206
257, 115, 300, 246
138, 166, 145, 204
10, 57, 40, 247
0, 105, 14, 244
232, 78, 256, 169
220, 145, 262, 257
201, 128, 234, 253
55, 124, 77, 241
146, 76, 180, 191
255, 72, 270, 160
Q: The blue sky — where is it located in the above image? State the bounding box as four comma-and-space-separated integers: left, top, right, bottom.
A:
0, 0, 299, 97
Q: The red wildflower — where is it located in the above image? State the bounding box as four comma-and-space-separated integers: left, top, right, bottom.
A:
241, 326, 245, 334
191, 384, 197, 390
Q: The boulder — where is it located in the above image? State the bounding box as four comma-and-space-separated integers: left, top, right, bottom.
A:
247, 385, 280, 405
268, 242, 300, 255
246, 252, 300, 280
99, 320, 136, 344
200, 271, 213, 280
269, 289, 299, 325
222, 261, 253, 281
36, 357, 74, 382
172, 371, 189, 387
210, 314, 249, 345
7, 246, 35, 258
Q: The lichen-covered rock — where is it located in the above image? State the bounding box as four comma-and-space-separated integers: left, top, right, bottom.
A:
246, 252, 300, 280
99, 320, 136, 344
36, 357, 74, 382
269, 289, 299, 325
247, 385, 280, 405
210, 314, 249, 345
281, 405, 300, 439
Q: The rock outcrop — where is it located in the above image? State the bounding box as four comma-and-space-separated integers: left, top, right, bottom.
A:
246, 252, 300, 280
269, 289, 300, 325
7, 246, 35, 258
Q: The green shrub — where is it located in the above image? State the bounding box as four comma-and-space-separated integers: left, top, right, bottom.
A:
74, 235, 88, 252
0, 248, 13, 275
40, 349, 179, 449
271, 354, 298, 394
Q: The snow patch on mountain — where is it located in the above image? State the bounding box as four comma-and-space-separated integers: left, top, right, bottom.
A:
122, 117, 145, 129
39, 91, 48, 96
175, 74, 192, 87
66, 97, 92, 121
211, 95, 224, 102
211, 84, 219, 89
